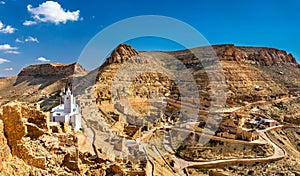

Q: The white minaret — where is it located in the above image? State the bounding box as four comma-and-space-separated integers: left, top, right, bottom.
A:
64, 88, 75, 113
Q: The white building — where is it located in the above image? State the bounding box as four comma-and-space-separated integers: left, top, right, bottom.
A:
50, 88, 82, 131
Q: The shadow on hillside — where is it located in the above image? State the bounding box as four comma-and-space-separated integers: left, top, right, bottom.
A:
13, 75, 71, 90
72, 68, 98, 96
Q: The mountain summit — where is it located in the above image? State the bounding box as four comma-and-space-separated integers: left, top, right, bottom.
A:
103, 44, 139, 66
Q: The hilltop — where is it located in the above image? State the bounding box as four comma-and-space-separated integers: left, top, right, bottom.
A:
0, 62, 87, 110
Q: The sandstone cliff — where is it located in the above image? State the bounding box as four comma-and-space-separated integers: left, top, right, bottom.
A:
213, 44, 297, 66
102, 44, 139, 66
165, 44, 299, 104
16, 62, 86, 84
0, 62, 87, 111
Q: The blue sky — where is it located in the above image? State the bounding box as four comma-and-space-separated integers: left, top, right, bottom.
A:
0, 0, 299, 76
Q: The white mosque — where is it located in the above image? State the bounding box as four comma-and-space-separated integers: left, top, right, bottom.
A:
50, 88, 82, 131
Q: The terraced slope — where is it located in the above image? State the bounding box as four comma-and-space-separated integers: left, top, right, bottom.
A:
94, 44, 300, 132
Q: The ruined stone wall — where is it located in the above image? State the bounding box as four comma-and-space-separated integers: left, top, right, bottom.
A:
1, 103, 47, 169
0, 120, 10, 170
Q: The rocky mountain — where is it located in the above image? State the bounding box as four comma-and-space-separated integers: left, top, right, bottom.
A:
214, 44, 297, 66
92, 44, 300, 175
16, 63, 86, 84
94, 44, 300, 127
0, 62, 87, 110
102, 43, 139, 66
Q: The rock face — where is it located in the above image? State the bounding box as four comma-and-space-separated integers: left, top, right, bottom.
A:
1, 103, 49, 169
213, 44, 297, 66
103, 44, 139, 65
16, 62, 86, 84
17, 63, 86, 78
95, 44, 183, 130
95, 44, 140, 124
95, 44, 300, 131
0, 62, 87, 111
0, 120, 10, 170
0, 102, 82, 174
170, 44, 300, 104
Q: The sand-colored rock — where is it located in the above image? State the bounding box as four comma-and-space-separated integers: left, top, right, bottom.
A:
103, 44, 139, 65
0, 120, 10, 170
214, 44, 297, 66
209, 170, 230, 176
1, 102, 47, 169
16, 62, 86, 84
0, 102, 84, 173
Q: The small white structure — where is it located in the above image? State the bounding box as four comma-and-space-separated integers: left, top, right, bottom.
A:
50, 88, 82, 131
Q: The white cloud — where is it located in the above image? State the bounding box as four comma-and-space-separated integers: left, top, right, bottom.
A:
0, 44, 18, 51
0, 58, 10, 64
16, 36, 39, 43
4, 67, 13, 71
15, 38, 23, 43
36, 57, 50, 62
25, 36, 39, 43
0, 44, 19, 54
0, 21, 16, 34
26, 1, 80, 25
4, 50, 20, 54
23, 20, 37, 26
0, 1, 5, 5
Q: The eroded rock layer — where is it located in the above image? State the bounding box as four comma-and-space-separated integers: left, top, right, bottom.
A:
95, 44, 300, 133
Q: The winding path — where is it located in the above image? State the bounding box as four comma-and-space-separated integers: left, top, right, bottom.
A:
77, 86, 294, 176
160, 126, 287, 173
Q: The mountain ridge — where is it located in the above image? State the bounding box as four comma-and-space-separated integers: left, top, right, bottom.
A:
7, 44, 299, 80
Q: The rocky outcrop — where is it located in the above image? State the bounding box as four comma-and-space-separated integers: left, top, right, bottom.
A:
103, 44, 139, 66
18, 62, 86, 78
26, 123, 45, 139
0, 102, 81, 173
95, 44, 183, 129
0, 99, 146, 175
95, 44, 140, 124
213, 44, 298, 66
167, 44, 299, 106
0, 62, 87, 111
15, 62, 86, 85
1, 103, 48, 169
0, 120, 10, 170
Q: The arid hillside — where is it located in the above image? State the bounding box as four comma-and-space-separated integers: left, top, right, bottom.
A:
94, 44, 300, 129
92, 44, 300, 175
0, 63, 87, 111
